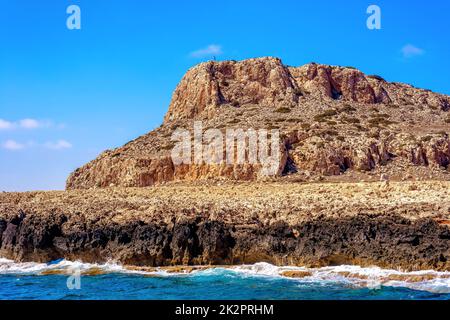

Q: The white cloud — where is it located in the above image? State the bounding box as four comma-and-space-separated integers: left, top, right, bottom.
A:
43, 140, 72, 150
401, 44, 425, 58
0, 118, 48, 130
2, 140, 25, 151
19, 118, 41, 129
1, 139, 72, 151
190, 44, 223, 58
0, 119, 14, 130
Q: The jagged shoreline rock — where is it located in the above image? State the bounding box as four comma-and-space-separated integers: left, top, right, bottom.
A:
1, 181, 450, 271
1, 212, 449, 271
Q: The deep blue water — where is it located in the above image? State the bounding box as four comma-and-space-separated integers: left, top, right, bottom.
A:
1, 268, 450, 300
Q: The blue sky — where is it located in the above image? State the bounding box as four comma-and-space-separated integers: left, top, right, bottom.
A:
1, 0, 449, 191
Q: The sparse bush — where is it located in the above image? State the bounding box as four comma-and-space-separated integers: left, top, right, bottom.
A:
341, 116, 360, 124
368, 117, 395, 127
368, 131, 380, 139
314, 109, 338, 122
367, 74, 386, 82
340, 105, 357, 113
323, 129, 338, 136
243, 104, 259, 111
161, 143, 175, 150
293, 88, 304, 96
301, 123, 311, 130
275, 107, 292, 113
316, 141, 325, 148
354, 124, 368, 132
227, 118, 240, 124
286, 118, 303, 123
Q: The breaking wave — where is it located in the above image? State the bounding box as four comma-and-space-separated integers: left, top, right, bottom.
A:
1, 258, 449, 294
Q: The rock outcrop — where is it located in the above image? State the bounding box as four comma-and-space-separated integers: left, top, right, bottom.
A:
2, 181, 450, 270
67, 57, 450, 189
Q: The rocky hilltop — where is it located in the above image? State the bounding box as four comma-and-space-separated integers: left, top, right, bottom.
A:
66, 57, 450, 190
1, 57, 450, 271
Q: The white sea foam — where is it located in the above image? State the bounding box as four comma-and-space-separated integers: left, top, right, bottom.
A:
1, 258, 449, 294
0, 258, 123, 275
229, 262, 450, 294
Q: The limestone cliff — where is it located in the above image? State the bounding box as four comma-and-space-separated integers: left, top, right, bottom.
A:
66, 57, 450, 189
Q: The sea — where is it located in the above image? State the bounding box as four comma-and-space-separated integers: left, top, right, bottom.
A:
0, 258, 449, 300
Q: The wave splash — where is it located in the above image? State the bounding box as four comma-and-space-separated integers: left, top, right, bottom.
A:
1, 258, 449, 294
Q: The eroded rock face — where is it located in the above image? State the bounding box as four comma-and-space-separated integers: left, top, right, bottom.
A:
66, 57, 450, 189
288, 134, 450, 176
164, 58, 300, 122
1, 211, 449, 270
67, 154, 176, 189
289, 64, 377, 103
165, 58, 450, 122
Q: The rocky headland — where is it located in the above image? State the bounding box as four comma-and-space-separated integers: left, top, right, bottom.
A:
1, 57, 450, 271
66, 57, 450, 189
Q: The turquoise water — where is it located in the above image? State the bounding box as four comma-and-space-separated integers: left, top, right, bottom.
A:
1, 259, 449, 300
